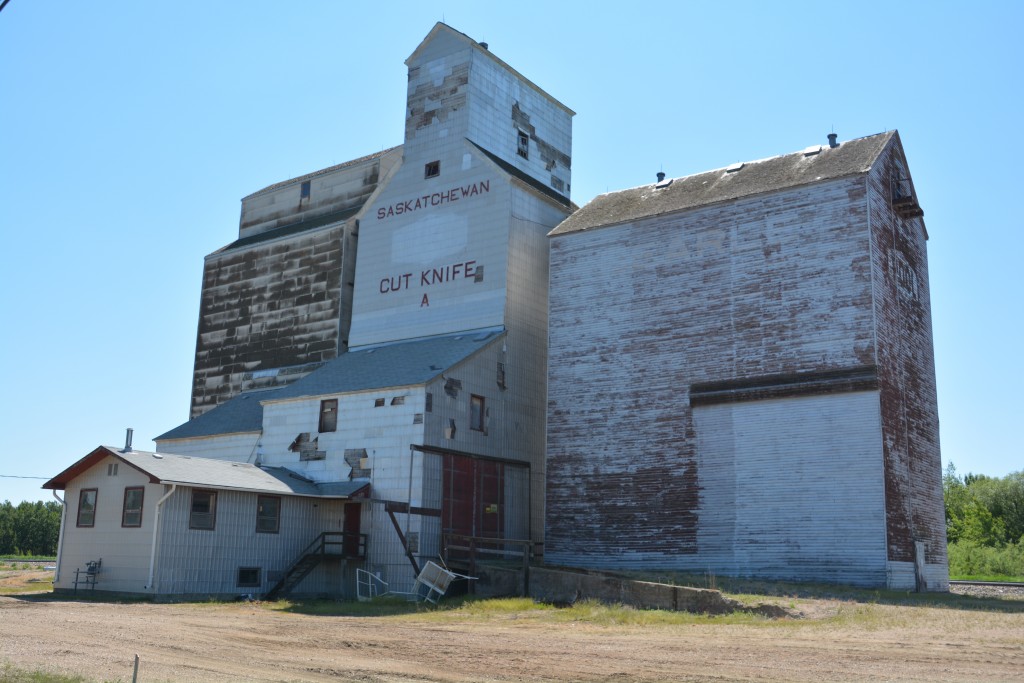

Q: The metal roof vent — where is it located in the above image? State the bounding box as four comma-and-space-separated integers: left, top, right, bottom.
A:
828, 133, 839, 148
479, 41, 488, 50
725, 162, 744, 173
123, 428, 134, 452
655, 171, 673, 189
803, 145, 823, 157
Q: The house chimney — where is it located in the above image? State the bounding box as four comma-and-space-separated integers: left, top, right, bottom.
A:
827, 133, 839, 149
479, 41, 488, 50
656, 171, 666, 182
124, 427, 134, 452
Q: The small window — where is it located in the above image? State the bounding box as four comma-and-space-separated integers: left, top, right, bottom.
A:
300, 180, 311, 200
425, 392, 433, 412
106, 463, 118, 476
190, 490, 217, 530
77, 489, 97, 528
374, 397, 385, 407
237, 567, 261, 588
496, 362, 506, 390
319, 399, 338, 433
517, 131, 529, 159
424, 160, 440, 178
256, 495, 281, 534
470, 394, 485, 432
122, 487, 144, 528
391, 396, 405, 406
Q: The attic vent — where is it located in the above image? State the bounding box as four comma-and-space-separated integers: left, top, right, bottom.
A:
725, 162, 744, 173
803, 145, 823, 157
655, 172, 673, 189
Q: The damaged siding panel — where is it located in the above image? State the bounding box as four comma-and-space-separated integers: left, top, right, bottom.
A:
867, 138, 947, 588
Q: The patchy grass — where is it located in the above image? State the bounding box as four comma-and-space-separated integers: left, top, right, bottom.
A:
0, 662, 92, 682
0, 570, 53, 596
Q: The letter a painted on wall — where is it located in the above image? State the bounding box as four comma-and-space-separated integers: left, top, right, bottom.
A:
420, 294, 430, 307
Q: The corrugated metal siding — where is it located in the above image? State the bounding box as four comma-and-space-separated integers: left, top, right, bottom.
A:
546, 174, 885, 582
154, 486, 345, 596
867, 136, 948, 589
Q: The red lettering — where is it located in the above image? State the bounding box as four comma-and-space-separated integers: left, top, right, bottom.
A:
377, 207, 385, 220
380, 278, 390, 294
464, 261, 476, 278
421, 270, 431, 286
452, 263, 462, 279
420, 293, 430, 307
479, 180, 489, 193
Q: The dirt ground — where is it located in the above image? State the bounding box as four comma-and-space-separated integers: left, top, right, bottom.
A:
1, 570, 1023, 683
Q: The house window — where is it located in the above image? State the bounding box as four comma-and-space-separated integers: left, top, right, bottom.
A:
256, 495, 281, 534
470, 394, 485, 432
237, 567, 261, 588
300, 180, 311, 200
190, 490, 217, 530
319, 399, 338, 433
517, 130, 529, 159
121, 487, 144, 528
76, 489, 97, 528
424, 160, 440, 178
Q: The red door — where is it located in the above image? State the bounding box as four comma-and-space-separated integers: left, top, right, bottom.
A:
342, 502, 362, 557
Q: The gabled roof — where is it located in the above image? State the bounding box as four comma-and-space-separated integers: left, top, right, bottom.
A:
469, 140, 573, 210
550, 131, 895, 237
43, 445, 369, 499
156, 387, 273, 441
243, 146, 401, 200
408, 23, 574, 116
271, 328, 502, 400
156, 330, 502, 441
214, 206, 360, 254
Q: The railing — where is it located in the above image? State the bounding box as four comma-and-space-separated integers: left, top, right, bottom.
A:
442, 534, 534, 593
300, 531, 368, 560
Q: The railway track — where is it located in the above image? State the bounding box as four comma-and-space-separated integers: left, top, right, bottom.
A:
949, 580, 1024, 588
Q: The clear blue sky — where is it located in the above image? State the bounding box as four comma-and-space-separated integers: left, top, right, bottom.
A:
1, 1, 1020, 504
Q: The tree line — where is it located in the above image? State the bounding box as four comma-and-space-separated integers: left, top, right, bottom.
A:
944, 463, 1024, 578
0, 500, 61, 556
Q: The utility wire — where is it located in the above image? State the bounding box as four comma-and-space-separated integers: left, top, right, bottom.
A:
0, 475, 49, 480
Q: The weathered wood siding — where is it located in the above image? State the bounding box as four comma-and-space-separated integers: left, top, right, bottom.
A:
867, 135, 947, 590
546, 173, 887, 582
190, 224, 350, 418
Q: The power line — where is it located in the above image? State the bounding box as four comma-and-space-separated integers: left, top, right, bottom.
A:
0, 474, 48, 480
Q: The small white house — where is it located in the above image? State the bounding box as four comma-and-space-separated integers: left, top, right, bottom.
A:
43, 444, 367, 598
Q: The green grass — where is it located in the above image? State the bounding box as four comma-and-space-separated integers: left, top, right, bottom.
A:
0, 556, 55, 563
271, 595, 770, 626
0, 662, 91, 683
950, 573, 1024, 582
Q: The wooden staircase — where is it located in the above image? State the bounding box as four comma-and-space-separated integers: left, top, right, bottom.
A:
265, 531, 366, 600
